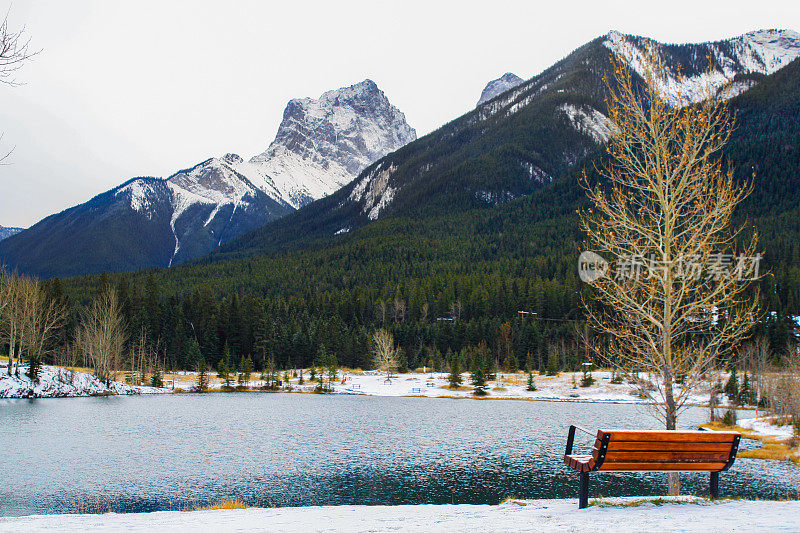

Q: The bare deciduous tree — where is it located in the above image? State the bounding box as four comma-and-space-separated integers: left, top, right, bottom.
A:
0, 11, 37, 163
371, 329, 399, 380
580, 49, 761, 494
21, 279, 65, 379
0, 269, 20, 375
1, 270, 64, 378
77, 288, 127, 386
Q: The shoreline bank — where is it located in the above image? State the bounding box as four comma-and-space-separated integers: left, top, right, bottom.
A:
1, 497, 799, 532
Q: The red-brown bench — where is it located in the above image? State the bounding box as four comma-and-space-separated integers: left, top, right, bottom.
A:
564, 425, 741, 508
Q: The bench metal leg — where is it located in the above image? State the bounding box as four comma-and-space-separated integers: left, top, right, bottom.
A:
710, 472, 719, 499
579, 472, 589, 509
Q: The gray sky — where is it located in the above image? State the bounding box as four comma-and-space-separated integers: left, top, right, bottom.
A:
1, 0, 798, 227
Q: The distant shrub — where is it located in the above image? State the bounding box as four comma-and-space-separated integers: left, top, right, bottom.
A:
722, 409, 737, 426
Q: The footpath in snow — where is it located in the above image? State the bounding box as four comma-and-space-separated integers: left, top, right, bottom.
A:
1, 497, 799, 532
0, 363, 168, 399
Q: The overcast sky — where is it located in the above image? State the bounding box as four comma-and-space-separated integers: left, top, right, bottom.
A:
0, 0, 798, 227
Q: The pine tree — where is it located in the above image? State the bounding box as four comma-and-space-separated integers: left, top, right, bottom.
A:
526, 370, 537, 392
239, 355, 253, 389
327, 354, 338, 388
151, 366, 163, 388
431, 347, 443, 372
546, 351, 559, 376
185, 336, 201, 362
448, 350, 462, 389
218, 345, 232, 389
471, 364, 488, 396
28, 356, 42, 384
263, 357, 277, 390
738, 372, 755, 406
580, 364, 595, 387
196, 357, 208, 392
724, 368, 739, 402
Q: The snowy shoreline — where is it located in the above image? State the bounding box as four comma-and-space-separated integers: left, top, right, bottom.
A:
0, 364, 169, 399
1, 497, 799, 532
0, 367, 748, 408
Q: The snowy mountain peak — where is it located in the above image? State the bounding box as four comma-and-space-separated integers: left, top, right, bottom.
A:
0, 225, 23, 241
249, 79, 416, 208
604, 28, 800, 106
222, 153, 244, 165
5, 78, 417, 274
477, 73, 524, 106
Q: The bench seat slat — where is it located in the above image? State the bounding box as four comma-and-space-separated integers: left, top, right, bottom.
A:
601, 430, 738, 443
564, 454, 594, 472
597, 461, 728, 472
602, 451, 731, 463
602, 441, 735, 452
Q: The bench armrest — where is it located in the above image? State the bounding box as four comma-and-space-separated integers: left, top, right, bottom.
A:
565, 425, 576, 457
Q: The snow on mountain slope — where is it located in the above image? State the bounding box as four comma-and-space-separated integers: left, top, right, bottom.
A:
0, 225, 22, 241
0, 79, 416, 276
145, 79, 415, 266
477, 72, 524, 105
249, 79, 416, 208
604, 29, 800, 106
558, 104, 616, 143
329, 29, 800, 229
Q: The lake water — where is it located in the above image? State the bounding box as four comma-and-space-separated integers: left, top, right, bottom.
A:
1, 393, 798, 516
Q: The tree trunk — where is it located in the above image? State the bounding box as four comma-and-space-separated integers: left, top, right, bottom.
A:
664, 372, 681, 495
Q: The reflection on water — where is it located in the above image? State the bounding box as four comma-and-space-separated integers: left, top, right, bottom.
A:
1, 393, 797, 515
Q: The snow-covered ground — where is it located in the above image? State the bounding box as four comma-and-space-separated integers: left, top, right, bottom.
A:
1, 497, 798, 532
167, 369, 725, 405
0, 364, 169, 398
320, 370, 715, 405
738, 416, 797, 441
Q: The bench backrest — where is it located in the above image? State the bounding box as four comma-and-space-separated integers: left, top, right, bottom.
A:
591, 429, 740, 472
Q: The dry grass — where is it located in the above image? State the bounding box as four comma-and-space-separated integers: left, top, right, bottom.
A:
699, 421, 763, 440
739, 443, 800, 465
193, 499, 248, 511
590, 497, 699, 508
700, 421, 800, 466
439, 385, 471, 391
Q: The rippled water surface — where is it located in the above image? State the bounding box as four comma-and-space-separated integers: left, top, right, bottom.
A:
1, 393, 798, 515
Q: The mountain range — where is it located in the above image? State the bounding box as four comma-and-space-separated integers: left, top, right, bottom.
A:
194, 29, 800, 267
4, 29, 800, 284
0, 226, 22, 241
0, 80, 415, 277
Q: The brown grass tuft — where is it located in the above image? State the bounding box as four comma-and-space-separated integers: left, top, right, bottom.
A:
194, 499, 249, 511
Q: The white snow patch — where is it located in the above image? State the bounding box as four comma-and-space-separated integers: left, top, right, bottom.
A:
312, 370, 712, 406
115, 181, 155, 218
3, 498, 799, 532
717, 78, 760, 100
604, 29, 800, 107
558, 104, 616, 143
738, 416, 797, 440
520, 161, 552, 183
0, 364, 169, 399
349, 163, 397, 220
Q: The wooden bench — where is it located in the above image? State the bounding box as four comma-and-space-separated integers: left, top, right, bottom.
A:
564, 425, 740, 508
